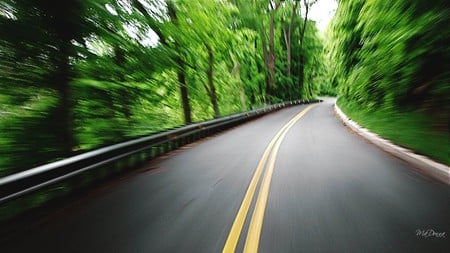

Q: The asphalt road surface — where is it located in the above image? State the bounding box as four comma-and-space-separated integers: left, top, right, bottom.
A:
2, 98, 449, 252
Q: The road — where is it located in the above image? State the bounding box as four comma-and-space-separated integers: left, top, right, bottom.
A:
2, 98, 449, 252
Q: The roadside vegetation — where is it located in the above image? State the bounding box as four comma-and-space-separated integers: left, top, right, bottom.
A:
1, 0, 449, 221
328, 0, 449, 165
0, 0, 328, 177
337, 98, 449, 165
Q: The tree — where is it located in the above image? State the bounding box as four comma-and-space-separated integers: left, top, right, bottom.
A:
132, 0, 193, 124
282, 0, 299, 79
297, 0, 318, 93
329, 0, 449, 127
0, 0, 326, 175
0, 0, 90, 173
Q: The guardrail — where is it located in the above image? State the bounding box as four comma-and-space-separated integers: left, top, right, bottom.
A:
0, 99, 320, 204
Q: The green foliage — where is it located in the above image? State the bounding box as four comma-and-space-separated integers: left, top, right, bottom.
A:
338, 97, 449, 165
0, 0, 326, 176
329, 0, 449, 163
329, 0, 450, 127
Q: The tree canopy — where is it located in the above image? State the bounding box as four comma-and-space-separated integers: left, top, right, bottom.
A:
0, 0, 326, 176
1, 0, 448, 175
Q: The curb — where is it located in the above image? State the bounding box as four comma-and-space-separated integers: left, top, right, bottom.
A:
334, 103, 450, 185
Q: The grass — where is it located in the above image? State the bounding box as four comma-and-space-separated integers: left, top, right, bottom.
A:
337, 98, 449, 165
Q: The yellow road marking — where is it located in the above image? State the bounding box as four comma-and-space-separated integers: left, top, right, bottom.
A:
222, 105, 315, 253
222, 115, 292, 252
243, 105, 314, 253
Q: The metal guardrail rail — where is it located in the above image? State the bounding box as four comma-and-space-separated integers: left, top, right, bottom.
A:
0, 100, 319, 204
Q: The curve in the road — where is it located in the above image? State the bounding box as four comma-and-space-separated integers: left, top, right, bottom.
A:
2, 99, 449, 253
223, 105, 315, 253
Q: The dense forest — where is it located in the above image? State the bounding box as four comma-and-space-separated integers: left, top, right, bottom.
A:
328, 0, 449, 163
1, 0, 449, 176
0, 0, 328, 176
330, 0, 449, 119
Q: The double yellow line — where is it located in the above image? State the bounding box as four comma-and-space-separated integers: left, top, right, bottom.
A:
222, 105, 316, 253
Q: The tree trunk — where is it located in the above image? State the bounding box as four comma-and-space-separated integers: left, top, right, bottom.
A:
53, 42, 74, 155
261, 1, 281, 102
114, 47, 132, 122
230, 53, 247, 110
176, 54, 192, 124
166, 1, 192, 124
49, 0, 81, 155
298, 0, 311, 96
267, 10, 276, 99
299, 54, 305, 93
282, 1, 298, 79
205, 44, 220, 118
282, 23, 292, 79
259, 24, 271, 103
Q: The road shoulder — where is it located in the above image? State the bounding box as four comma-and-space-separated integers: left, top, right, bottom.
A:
334, 102, 449, 185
